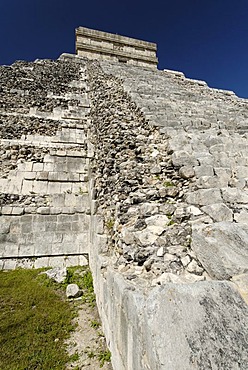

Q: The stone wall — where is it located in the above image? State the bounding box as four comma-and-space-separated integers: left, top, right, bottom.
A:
0, 58, 90, 268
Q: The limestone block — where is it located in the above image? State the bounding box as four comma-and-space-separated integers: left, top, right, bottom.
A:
146, 281, 248, 369
18, 244, 35, 257
192, 222, 248, 279
0, 221, 10, 234
45, 266, 67, 283
49, 207, 62, 215
197, 155, 214, 167
201, 203, 233, 222
21, 179, 33, 194
32, 163, 44, 172
57, 173, 69, 182
66, 283, 82, 298
187, 205, 203, 216
24, 172, 36, 180
134, 229, 158, 246
23, 162, 33, 171
2, 259, 17, 269
60, 183, 72, 193
67, 173, 80, 182
50, 194, 65, 207
78, 255, 88, 266
32, 180, 48, 194
195, 176, 221, 189
172, 151, 199, 167
145, 214, 170, 228
178, 166, 195, 179
235, 165, 248, 179
11, 207, 24, 216
8, 180, 22, 194
194, 165, 214, 178
37, 207, 50, 215
0, 179, 9, 193
221, 188, 248, 204
2, 242, 20, 257
213, 166, 232, 182
48, 172, 59, 181
1, 206, 13, 215
213, 152, 235, 168
34, 257, 50, 268
234, 210, 248, 225
43, 162, 54, 172
185, 189, 222, 206
139, 202, 159, 216
47, 182, 61, 194
64, 193, 78, 207
43, 154, 54, 163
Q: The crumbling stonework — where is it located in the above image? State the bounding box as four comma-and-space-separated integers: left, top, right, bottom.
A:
0, 58, 90, 269
0, 41, 248, 369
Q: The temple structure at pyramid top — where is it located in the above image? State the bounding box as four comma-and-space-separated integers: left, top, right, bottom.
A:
75, 26, 158, 68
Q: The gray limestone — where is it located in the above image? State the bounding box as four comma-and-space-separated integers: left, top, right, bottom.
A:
44, 266, 67, 283
146, 281, 248, 370
66, 283, 82, 298
192, 222, 248, 279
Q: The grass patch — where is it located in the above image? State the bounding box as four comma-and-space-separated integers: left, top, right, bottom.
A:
0, 269, 75, 370
90, 319, 101, 329
64, 267, 96, 307
98, 349, 111, 368
86, 349, 111, 368
163, 181, 174, 187
105, 218, 115, 231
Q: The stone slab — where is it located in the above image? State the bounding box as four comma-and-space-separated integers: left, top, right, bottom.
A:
192, 222, 248, 279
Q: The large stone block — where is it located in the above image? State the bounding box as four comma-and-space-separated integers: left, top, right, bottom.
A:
146, 281, 248, 370
192, 222, 248, 279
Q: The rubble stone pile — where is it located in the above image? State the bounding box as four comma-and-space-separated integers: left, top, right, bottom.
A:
87, 60, 207, 285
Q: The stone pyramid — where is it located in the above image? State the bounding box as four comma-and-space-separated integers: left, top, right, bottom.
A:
0, 27, 247, 369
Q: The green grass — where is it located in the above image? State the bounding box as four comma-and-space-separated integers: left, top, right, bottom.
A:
90, 319, 101, 329
0, 268, 81, 370
163, 180, 175, 187
98, 350, 111, 368
64, 267, 96, 307
86, 349, 111, 368
105, 218, 115, 231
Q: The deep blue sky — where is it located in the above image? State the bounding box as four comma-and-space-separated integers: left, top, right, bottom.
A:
1, 0, 248, 97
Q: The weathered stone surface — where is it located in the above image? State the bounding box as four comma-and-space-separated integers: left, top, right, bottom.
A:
146, 281, 248, 370
234, 210, 248, 225
201, 203, 233, 222
192, 222, 248, 279
171, 151, 199, 167
231, 273, 248, 304
44, 266, 67, 283
66, 283, 82, 298
179, 165, 195, 179
186, 189, 222, 206
0, 57, 89, 266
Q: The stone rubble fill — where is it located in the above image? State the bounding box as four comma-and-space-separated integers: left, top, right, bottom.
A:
87, 60, 207, 285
